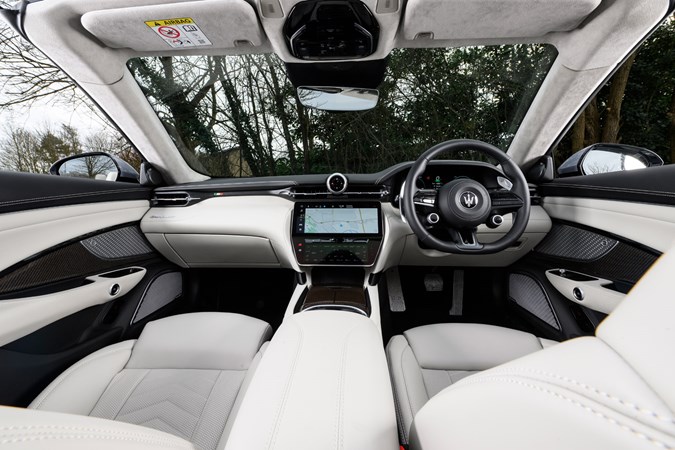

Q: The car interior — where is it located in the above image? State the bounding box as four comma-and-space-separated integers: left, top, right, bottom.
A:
0, 0, 674, 449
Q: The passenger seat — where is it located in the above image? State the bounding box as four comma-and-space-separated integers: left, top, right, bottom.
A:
28, 312, 272, 450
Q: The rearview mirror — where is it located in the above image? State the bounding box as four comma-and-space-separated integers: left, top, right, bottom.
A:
557, 143, 663, 177
49, 152, 139, 183
297, 86, 378, 111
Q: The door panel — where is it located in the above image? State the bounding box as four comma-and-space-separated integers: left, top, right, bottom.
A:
508, 221, 660, 340
0, 172, 183, 407
0, 201, 150, 272
0, 171, 151, 213
0, 267, 147, 346
542, 196, 675, 252
508, 167, 672, 339
0, 225, 155, 296
540, 164, 675, 206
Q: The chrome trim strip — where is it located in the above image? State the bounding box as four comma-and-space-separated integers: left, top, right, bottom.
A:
302, 304, 368, 317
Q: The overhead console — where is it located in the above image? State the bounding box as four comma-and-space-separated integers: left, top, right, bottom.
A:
292, 201, 383, 265
284, 0, 380, 60
258, 0, 401, 63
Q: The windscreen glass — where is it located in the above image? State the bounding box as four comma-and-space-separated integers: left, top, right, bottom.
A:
128, 45, 557, 177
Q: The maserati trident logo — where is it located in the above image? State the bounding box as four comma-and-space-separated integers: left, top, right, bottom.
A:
460, 191, 479, 208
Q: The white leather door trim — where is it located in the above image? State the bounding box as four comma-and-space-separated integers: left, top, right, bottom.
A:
0, 200, 150, 272
0, 267, 146, 346
542, 197, 675, 252
545, 270, 625, 314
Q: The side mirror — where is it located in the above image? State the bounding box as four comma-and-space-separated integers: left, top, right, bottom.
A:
49, 152, 139, 183
558, 143, 663, 177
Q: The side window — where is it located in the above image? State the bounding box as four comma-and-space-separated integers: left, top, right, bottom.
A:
554, 15, 674, 177
0, 18, 140, 175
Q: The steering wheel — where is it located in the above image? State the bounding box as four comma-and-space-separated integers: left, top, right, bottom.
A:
401, 139, 530, 254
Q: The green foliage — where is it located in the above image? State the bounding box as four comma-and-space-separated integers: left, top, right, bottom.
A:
0, 125, 80, 173
128, 45, 557, 177
621, 18, 675, 162
0, 123, 140, 173
555, 16, 675, 164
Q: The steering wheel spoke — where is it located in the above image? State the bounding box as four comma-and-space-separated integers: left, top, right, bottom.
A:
413, 189, 437, 208
447, 227, 483, 250
489, 190, 525, 214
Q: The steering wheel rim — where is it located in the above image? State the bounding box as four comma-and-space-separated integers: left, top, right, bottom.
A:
402, 139, 531, 254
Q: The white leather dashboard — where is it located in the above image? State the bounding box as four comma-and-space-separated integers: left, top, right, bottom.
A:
141, 196, 552, 271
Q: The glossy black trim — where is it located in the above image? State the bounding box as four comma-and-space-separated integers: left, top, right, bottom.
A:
0, 171, 151, 214
540, 165, 675, 206
0, 1, 28, 39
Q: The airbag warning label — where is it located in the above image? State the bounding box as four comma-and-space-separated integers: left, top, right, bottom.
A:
145, 18, 212, 48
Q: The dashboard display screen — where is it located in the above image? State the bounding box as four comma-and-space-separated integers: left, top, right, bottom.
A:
303, 207, 379, 234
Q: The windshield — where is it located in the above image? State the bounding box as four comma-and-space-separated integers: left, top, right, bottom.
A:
128, 45, 556, 177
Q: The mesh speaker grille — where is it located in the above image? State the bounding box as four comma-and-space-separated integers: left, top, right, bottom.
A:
81, 226, 153, 260
535, 224, 618, 261
509, 273, 560, 330
132, 272, 183, 323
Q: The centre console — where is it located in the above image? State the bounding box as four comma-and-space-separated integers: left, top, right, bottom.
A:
292, 201, 383, 266
224, 309, 399, 450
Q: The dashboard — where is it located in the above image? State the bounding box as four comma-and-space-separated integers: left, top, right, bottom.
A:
140, 160, 552, 272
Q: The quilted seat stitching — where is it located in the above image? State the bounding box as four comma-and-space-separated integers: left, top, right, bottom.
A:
31, 342, 134, 410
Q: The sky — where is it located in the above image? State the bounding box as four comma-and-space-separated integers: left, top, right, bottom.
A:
0, 92, 110, 138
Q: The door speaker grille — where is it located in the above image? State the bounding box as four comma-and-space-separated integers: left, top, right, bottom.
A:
535, 224, 618, 261
132, 272, 183, 323
509, 273, 560, 330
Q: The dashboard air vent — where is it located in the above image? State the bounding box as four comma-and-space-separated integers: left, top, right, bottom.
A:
153, 191, 191, 207
289, 185, 389, 199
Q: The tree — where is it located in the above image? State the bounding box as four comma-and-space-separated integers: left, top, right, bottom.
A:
2, 5, 673, 176
557, 15, 675, 165
0, 19, 140, 167
0, 22, 85, 112
0, 123, 140, 173
0, 124, 81, 173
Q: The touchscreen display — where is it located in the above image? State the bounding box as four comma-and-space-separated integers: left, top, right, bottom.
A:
304, 207, 379, 234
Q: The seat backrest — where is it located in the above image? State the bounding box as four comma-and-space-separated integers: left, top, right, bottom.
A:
410, 247, 675, 450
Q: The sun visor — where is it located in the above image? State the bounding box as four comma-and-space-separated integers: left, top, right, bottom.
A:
402, 0, 602, 41
81, 0, 264, 52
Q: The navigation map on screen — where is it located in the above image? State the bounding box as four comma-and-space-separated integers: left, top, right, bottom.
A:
304, 208, 378, 234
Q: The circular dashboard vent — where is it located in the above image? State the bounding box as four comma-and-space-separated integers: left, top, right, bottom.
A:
326, 173, 348, 194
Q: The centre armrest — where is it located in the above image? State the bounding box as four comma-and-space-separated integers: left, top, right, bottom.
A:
224, 310, 398, 450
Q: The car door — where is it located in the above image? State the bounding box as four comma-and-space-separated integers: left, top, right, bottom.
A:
505, 15, 674, 341
0, 171, 182, 406
506, 165, 673, 341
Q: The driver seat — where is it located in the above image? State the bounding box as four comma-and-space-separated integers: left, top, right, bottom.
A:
386, 323, 556, 444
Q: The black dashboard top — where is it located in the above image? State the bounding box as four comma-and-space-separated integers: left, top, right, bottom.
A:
155, 160, 507, 200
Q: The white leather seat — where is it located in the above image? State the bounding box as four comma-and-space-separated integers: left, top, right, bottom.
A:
386, 322, 556, 443
409, 249, 675, 450
0, 406, 199, 450
28, 312, 272, 450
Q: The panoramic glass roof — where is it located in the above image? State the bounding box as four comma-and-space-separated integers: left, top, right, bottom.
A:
129, 45, 557, 177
